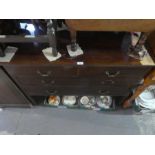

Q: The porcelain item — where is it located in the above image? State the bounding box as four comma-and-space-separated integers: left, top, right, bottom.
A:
46, 96, 60, 106
96, 96, 112, 109
62, 96, 77, 106
79, 96, 96, 108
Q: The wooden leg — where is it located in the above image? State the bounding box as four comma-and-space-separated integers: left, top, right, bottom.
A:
123, 69, 155, 108
70, 29, 77, 51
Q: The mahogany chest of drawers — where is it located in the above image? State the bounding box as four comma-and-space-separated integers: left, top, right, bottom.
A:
0, 20, 155, 107
4, 65, 151, 98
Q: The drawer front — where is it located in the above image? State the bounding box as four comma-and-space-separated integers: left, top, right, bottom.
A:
78, 67, 150, 79
5, 66, 78, 78
14, 76, 142, 88
21, 85, 130, 96
6, 66, 150, 87
5, 66, 150, 79
12, 76, 90, 86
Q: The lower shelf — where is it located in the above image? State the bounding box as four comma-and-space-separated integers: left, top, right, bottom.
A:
31, 96, 125, 111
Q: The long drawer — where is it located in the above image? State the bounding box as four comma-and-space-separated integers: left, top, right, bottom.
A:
13, 76, 142, 88
5, 66, 150, 79
21, 85, 130, 96
5, 66, 150, 84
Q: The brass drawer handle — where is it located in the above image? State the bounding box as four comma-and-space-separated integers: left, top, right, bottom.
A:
46, 89, 57, 95
105, 71, 120, 78
98, 90, 109, 94
37, 70, 51, 77
41, 80, 55, 84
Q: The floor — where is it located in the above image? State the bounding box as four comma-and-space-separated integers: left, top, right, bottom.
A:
0, 106, 155, 135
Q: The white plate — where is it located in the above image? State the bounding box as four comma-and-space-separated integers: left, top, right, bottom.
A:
80, 96, 90, 105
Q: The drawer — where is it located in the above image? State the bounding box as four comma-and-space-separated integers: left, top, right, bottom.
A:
78, 67, 150, 79
5, 66, 78, 78
13, 76, 90, 86
21, 85, 130, 96
95, 77, 142, 87
14, 76, 142, 88
5, 66, 150, 80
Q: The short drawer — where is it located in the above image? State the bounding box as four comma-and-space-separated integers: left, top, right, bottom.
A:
12, 76, 90, 86
78, 67, 150, 79
4, 66, 78, 78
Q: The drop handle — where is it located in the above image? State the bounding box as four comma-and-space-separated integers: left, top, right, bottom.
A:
37, 70, 51, 77
105, 71, 120, 78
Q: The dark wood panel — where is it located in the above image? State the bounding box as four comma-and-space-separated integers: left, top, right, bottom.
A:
0, 68, 31, 107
